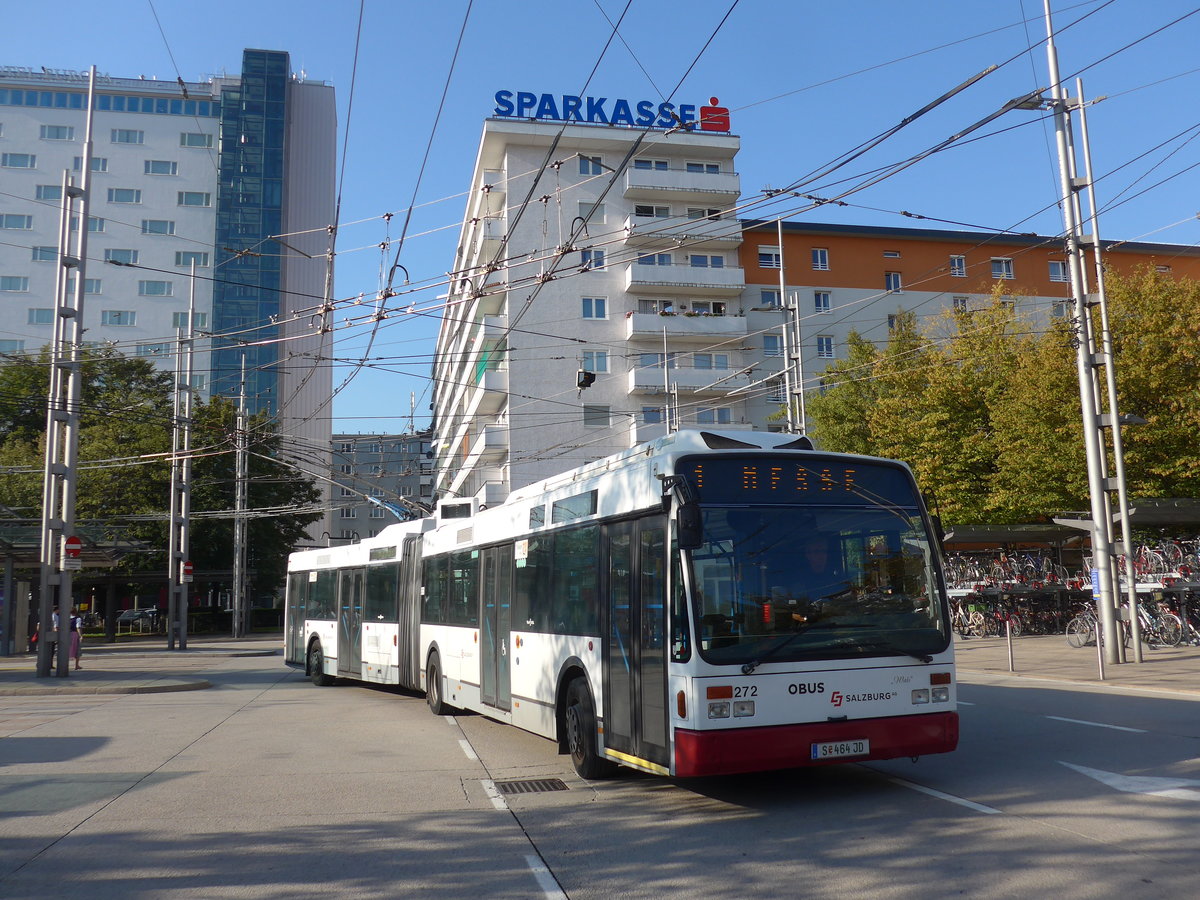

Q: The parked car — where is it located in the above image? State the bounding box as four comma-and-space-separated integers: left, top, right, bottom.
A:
117, 608, 158, 628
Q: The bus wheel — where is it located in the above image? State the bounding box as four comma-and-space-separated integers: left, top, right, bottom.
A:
308, 641, 333, 686
565, 677, 614, 780
426, 655, 449, 716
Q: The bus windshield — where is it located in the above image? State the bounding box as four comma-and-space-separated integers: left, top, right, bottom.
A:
687, 505, 949, 666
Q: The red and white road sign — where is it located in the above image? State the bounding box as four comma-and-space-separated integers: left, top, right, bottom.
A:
181, 560, 194, 583
61, 535, 82, 570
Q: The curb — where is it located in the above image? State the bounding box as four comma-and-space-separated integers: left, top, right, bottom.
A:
0, 679, 212, 697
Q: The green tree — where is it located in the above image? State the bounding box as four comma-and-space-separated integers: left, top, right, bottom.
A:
0, 349, 321, 597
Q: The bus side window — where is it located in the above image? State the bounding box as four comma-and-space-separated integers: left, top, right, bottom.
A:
422, 557, 447, 624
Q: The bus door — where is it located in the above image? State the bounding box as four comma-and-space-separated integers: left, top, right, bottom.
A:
603, 517, 669, 770
479, 545, 513, 711
337, 567, 364, 677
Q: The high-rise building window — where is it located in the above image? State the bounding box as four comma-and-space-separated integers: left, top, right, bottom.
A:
581, 296, 607, 319
177, 191, 212, 207
583, 405, 610, 427
580, 249, 604, 270
812, 248, 830, 270
40, 125, 74, 141
696, 407, 731, 424
111, 129, 145, 144
816, 335, 834, 359
579, 155, 602, 175
991, 258, 1014, 280
141, 219, 176, 235
763, 334, 782, 357
144, 160, 179, 175
0, 277, 30, 292
814, 291, 831, 313
138, 280, 173, 296
101, 310, 137, 326
758, 245, 781, 268
885, 271, 903, 292
1, 153, 36, 168
108, 188, 142, 204
950, 254, 966, 277
180, 132, 214, 148
582, 350, 608, 373
1049, 260, 1070, 282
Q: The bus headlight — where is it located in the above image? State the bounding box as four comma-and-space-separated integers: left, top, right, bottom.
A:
911, 689, 930, 704
931, 686, 950, 703
732, 700, 755, 717
707, 701, 730, 719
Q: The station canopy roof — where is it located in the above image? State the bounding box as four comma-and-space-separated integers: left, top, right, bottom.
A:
944, 498, 1200, 549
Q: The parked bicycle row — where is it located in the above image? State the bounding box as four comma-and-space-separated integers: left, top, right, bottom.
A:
1063, 596, 1200, 649
951, 593, 1200, 648
945, 538, 1200, 594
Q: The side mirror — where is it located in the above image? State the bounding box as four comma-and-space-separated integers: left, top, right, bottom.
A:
678, 501, 703, 550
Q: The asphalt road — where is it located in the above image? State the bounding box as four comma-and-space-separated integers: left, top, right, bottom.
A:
2, 650, 1199, 899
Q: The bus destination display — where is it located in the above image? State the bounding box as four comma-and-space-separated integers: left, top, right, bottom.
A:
679, 456, 918, 506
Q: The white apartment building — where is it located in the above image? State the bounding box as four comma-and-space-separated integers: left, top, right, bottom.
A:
0, 51, 337, 537
433, 113, 757, 505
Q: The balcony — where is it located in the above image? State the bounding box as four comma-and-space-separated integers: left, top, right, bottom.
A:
628, 366, 753, 395
469, 423, 509, 463
625, 311, 747, 341
481, 314, 507, 341
469, 367, 508, 417
625, 262, 745, 296
624, 167, 740, 202
622, 214, 742, 249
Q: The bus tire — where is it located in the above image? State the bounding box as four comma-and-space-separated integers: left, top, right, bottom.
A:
564, 677, 615, 780
308, 641, 334, 686
426, 655, 449, 716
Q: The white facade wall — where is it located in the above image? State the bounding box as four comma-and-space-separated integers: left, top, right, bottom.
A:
433, 119, 747, 504
0, 74, 217, 376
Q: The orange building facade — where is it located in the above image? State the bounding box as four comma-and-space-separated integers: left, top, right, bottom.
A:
736, 221, 1200, 411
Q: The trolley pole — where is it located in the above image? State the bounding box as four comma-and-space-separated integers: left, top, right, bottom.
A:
167, 263, 197, 650
775, 216, 796, 433
37, 67, 96, 678
231, 355, 249, 638
1042, 5, 1122, 663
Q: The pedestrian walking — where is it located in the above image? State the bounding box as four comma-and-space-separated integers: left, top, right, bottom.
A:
69, 605, 83, 669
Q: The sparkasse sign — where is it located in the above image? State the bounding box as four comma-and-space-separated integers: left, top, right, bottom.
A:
493, 90, 730, 131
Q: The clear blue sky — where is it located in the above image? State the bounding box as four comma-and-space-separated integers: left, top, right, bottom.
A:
6, 1, 1200, 434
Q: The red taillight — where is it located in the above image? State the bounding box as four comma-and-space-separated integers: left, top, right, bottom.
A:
706, 685, 733, 700
677, 690, 687, 718
930, 672, 952, 685
762, 603, 772, 624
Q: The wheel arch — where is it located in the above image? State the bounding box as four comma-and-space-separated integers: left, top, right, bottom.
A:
554, 655, 592, 752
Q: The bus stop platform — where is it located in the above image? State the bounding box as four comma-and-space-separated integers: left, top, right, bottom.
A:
956, 633, 1200, 696
0, 636, 281, 696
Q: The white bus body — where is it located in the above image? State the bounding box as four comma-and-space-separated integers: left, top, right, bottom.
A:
286, 430, 958, 778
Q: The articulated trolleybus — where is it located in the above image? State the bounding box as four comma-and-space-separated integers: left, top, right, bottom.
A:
285, 430, 958, 778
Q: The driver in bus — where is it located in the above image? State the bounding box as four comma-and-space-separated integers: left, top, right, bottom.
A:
789, 533, 854, 625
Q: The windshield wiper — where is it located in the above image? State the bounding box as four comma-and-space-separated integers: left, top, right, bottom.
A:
740, 622, 853, 674
829, 638, 933, 664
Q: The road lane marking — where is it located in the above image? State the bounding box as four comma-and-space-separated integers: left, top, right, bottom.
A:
458, 738, 478, 760
957, 700, 975, 706
443, 715, 456, 725
1045, 715, 1145, 733
524, 854, 568, 899
1060, 762, 1200, 801
480, 779, 508, 810
887, 776, 1002, 815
